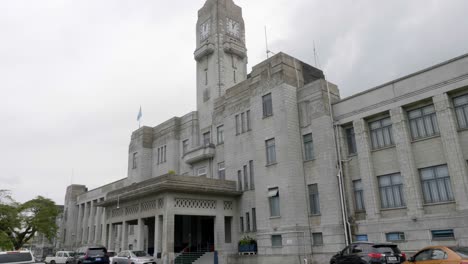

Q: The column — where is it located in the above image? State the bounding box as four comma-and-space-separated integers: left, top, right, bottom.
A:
162, 213, 174, 264
81, 202, 88, 244
354, 119, 380, 220
434, 93, 468, 210
390, 107, 425, 216
89, 200, 95, 244
154, 216, 161, 258
137, 218, 145, 250
121, 221, 128, 251
76, 204, 83, 243
214, 200, 225, 254
101, 209, 108, 247
108, 224, 114, 252
95, 206, 102, 243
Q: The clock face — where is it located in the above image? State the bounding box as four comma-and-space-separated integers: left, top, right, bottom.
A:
226, 18, 240, 38
200, 20, 211, 41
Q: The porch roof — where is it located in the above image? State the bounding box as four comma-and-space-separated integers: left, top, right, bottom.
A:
96, 174, 241, 207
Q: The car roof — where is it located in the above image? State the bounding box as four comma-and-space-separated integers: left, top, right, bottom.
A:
352, 242, 397, 246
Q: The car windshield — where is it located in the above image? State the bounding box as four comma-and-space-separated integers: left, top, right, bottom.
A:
450, 247, 468, 258
0, 252, 33, 263
88, 249, 106, 257
67, 252, 76, 257
132, 251, 148, 257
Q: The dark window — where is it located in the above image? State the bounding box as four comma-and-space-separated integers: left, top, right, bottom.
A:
218, 162, 225, 180
217, 125, 224, 144
203, 132, 211, 146
408, 105, 439, 139
252, 208, 257, 231
246, 110, 251, 131
249, 160, 255, 190
224, 217, 232, 243
268, 187, 280, 217
265, 138, 276, 165
369, 117, 394, 149
271, 235, 282, 247
454, 94, 468, 129
353, 180, 365, 211
355, 234, 368, 241
237, 170, 242, 191
431, 229, 455, 239
346, 127, 357, 155
241, 112, 245, 133
182, 139, 189, 155
415, 249, 432, 261
308, 184, 320, 214
312, 232, 323, 246
132, 152, 137, 169
262, 93, 273, 117
303, 133, 314, 160
420, 165, 454, 204
240, 217, 244, 233
378, 173, 405, 208
235, 114, 240, 135
246, 212, 250, 232
386, 232, 405, 242
243, 165, 249, 190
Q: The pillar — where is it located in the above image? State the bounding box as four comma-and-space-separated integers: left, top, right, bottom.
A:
137, 218, 145, 250
101, 209, 108, 246
434, 93, 468, 210
354, 119, 380, 220
390, 107, 425, 216
76, 204, 83, 243
121, 221, 128, 251
95, 206, 102, 243
154, 215, 161, 258
82, 202, 88, 244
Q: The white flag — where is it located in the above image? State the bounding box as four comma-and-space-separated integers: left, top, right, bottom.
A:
137, 106, 142, 122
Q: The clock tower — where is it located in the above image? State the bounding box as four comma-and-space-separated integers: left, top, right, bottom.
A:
194, 0, 248, 129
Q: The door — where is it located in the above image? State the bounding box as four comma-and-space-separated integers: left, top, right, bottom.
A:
413, 249, 441, 264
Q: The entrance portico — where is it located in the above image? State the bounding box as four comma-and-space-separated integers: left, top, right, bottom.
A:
97, 174, 241, 263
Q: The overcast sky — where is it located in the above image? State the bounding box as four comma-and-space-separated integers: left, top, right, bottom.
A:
1, 0, 467, 204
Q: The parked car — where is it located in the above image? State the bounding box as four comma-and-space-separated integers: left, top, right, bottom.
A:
107, 251, 116, 264
45, 251, 76, 264
74, 246, 109, 264
0, 250, 35, 264
330, 242, 406, 264
405, 246, 468, 263
111, 250, 156, 264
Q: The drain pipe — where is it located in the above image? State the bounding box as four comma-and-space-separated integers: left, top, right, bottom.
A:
325, 78, 351, 246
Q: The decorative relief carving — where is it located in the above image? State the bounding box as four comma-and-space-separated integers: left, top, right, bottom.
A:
125, 204, 139, 215
111, 208, 123, 218
158, 198, 164, 209
174, 198, 216, 209
223, 201, 233, 210
141, 200, 157, 212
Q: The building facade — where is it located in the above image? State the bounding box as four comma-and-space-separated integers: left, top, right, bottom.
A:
59, 0, 468, 263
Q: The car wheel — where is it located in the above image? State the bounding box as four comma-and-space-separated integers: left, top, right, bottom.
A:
51, 261, 56, 264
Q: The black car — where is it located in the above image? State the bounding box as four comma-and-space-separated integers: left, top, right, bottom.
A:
330, 242, 406, 264
74, 246, 109, 264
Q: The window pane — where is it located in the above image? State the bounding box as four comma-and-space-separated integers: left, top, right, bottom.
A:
249, 160, 255, 190
272, 235, 282, 247
456, 107, 467, 128
312, 233, 323, 245
436, 165, 449, 178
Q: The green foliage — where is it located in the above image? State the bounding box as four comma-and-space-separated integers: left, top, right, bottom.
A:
239, 235, 256, 245
0, 191, 59, 250
168, 170, 176, 175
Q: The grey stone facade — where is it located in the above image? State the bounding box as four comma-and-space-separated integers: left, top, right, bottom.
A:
58, 0, 468, 263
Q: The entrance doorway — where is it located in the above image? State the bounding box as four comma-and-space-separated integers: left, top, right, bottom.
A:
174, 215, 214, 253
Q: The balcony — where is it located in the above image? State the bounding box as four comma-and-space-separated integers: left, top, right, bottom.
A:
183, 144, 216, 165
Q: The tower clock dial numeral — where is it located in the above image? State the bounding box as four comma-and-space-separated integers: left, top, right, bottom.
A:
200, 20, 211, 41
226, 18, 240, 38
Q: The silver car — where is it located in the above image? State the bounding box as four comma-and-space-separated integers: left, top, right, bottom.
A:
111, 250, 156, 264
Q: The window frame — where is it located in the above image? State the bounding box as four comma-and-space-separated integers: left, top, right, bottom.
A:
369, 117, 394, 150
345, 127, 357, 155
303, 133, 314, 161
308, 184, 320, 215
203, 131, 211, 146
420, 164, 454, 204
385, 232, 406, 242
182, 139, 189, 155
268, 187, 280, 217
217, 125, 224, 144
262, 93, 273, 118
132, 152, 138, 169
378, 173, 406, 209
353, 180, 365, 212
431, 229, 455, 240
271, 234, 282, 247
197, 167, 207, 177
312, 232, 324, 246
218, 162, 225, 180
453, 93, 468, 129
265, 138, 277, 165
407, 104, 439, 140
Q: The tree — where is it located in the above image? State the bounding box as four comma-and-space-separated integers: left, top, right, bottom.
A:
0, 191, 59, 250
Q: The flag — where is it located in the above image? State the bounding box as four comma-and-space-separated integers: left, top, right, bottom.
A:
137, 106, 142, 122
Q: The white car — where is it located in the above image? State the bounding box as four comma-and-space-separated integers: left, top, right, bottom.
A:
0, 250, 35, 264
44, 251, 76, 264
112, 250, 156, 264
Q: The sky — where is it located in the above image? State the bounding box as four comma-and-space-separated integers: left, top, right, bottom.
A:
1, 0, 467, 204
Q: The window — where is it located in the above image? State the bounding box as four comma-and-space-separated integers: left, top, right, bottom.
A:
217, 125, 224, 144
378, 173, 405, 209
182, 139, 189, 155
218, 162, 225, 180
271, 235, 282, 247
246, 212, 250, 232
241, 112, 245, 132
246, 110, 251, 131
454, 94, 468, 129
408, 105, 439, 140
268, 187, 280, 217
197, 167, 207, 177
236, 111, 251, 135
353, 180, 365, 211
237, 170, 242, 191
369, 117, 394, 149
263, 93, 273, 117
303, 133, 314, 160
386, 232, 405, 242
132, 152, 137, 169
431, 229, 455, 239
308, 184, 320, 215
240, 217, 244, 233
346, 127, 357, 155
252, 208, 257, 232
312, 232, 323, 246
249, 160, 255, 190
157, 145, 166, 164
243, 165, 249, 190
224, 217, 232, 243
431, 249, 448, 260
235, 114, 240, 135
420, 165, 454, 204
355, 234, 368, 241
203, 132, 211, 146
265, 138, 277, 165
